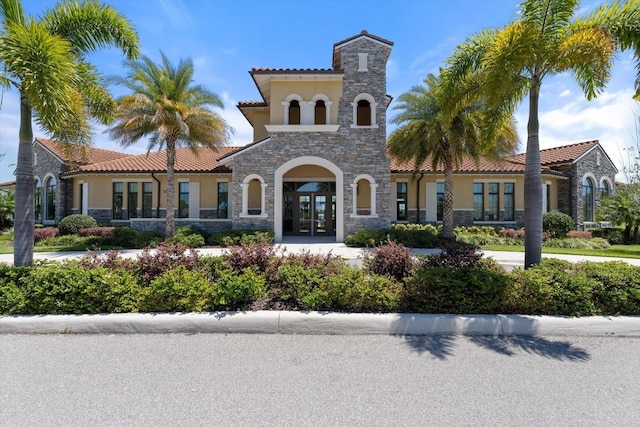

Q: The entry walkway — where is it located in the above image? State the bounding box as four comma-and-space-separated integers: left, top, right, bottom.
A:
0, 244, 638, 268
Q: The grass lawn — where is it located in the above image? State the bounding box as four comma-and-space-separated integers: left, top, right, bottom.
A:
482, 244, 640, 259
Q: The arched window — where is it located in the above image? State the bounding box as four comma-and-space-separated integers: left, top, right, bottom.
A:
583, 177, 594, 222
600, 179, 611, 199
314, 100, 326, 125
351, 93, 377, 128
241, 174, 267, 217
350, 174, 378, 217
45, 176, 56, 221
288, 100, 300, 125
34, 178, 42, 223
357, 100, 371, 126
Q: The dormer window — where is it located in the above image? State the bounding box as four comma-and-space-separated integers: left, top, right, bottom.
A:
289, 100, 301, 125
314, 100, 326, 125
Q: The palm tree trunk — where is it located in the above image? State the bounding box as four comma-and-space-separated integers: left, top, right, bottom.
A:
442, 153, 455, 241
165, 138, 176, 238
524, 79, 543, 268
14, 93, 35, 267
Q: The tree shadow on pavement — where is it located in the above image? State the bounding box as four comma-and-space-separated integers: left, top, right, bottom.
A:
401, 334, 457, 360
468, 335, 591, 361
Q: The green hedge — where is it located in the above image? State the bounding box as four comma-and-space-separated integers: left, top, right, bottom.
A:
2, 244, 640, 316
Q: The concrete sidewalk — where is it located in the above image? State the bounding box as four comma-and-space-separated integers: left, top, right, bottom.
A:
1, 243, 639, 267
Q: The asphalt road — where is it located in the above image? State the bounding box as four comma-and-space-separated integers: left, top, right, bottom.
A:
2, 333, 640, 426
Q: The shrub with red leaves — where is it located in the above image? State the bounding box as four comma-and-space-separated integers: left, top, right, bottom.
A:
135, 242, 201, 285
498, 228, 525, 240
34, 227, 59, 242
78, 227, 115, 237
566, 230, 592, 240
223, 243, 281, 276
364, 241, 416, 281
423, 240, 482, 269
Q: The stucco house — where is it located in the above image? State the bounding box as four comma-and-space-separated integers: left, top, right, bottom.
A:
31, 30, 618, 240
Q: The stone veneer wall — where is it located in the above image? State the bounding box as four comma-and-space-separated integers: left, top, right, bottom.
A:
573, 146, 618, 229
33, 142, 68, 224
231, 36, 392, 240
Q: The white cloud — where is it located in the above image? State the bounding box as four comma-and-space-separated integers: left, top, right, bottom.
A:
559, 89, 571, 98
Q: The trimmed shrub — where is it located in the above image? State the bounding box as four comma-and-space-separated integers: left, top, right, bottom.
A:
34, 227, 58, 242
566, 230, 592, 239
322, 268, 402, 312
107, 226, 140, 248
208, 229, 274, 246
211, 268, 266, 309
504, 259, 601, 316
345, 228, 389, 247
423, 241, 482, 269
390, 223, 441, 247
224, 243, 281, 276
78, 227, 114, 238
58, 214, 97, 235
169, 226, 207, 248
140, 266, 212, 312
543, 237, 610, 249
15, 262, 140, 314
135, 242, 201, 285
405, 260, 510, 314
499, 228, 525, 240
364, 241, 416, 281
273, 264, 328, 309
578, 261, 640, 315
543, 211, 575, 239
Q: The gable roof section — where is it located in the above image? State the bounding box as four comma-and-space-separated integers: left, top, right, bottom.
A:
333, 30, 394, 69
508, 140, 600, 166
35, 137, 131, 165
217, 137, 271, 165
63, 146, 242, 176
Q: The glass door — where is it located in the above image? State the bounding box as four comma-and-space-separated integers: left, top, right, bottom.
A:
298, 195, 311, 234
314, 195, 326, 234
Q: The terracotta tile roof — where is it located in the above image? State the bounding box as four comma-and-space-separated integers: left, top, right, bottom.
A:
0, 180, 16, 188
390, 154, 531, 174
64, 146, 241, 175
36, 137, 131, 165
508, 140, 599, 166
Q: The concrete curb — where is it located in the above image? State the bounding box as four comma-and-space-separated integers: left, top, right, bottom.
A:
2, 312, 640, 336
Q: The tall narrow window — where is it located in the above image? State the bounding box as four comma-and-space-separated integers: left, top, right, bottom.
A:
142, 182, 153, 218
217, 181, 229, 219
357, 100, 371, 126
396, 182, 408, 221
436, 182, 445, 222
179, 182, 189, 218
503, 183, 515, 221
113, 182, 123, 220
79, 183, 84, 215
289, 100, 300, 125
314, 100, 326, 125
487, 183, 499, 221
473, 183, 484, 221
583, 178, 594, 221
600, 180, 610, 199
34, 179, 42, 223
45, 177, 56, 221
127, 182, 138, 219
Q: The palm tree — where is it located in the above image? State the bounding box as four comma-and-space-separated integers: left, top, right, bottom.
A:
0, 0, 139, 266
107, 52, 232, 238
444, 0, 640, 267
388, 72, 518, 241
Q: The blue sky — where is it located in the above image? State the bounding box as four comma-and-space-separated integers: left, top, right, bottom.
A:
0, 0, 638, 184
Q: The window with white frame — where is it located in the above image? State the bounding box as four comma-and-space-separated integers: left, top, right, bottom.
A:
351, 175, 377, 217
241, 174, 266, 217
583, 177, 595, 221
351, 93, 377, 128
396, 181, 408, 221
45, 176, 56, 221
34, 178, 42, 223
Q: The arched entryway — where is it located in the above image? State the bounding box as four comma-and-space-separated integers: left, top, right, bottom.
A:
274, 157, 344, 242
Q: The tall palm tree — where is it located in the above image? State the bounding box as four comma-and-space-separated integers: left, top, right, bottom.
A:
388, 72, 518, 241
107, 52, 231, 238
444, 0, 640, 267
0, 0, 139, 266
